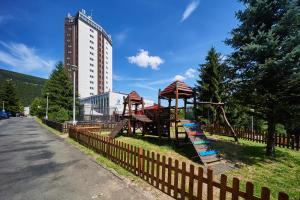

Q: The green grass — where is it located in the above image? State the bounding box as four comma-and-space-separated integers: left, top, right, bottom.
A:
103, 132, 299, 200
38, 119, 299, 199
34, 117, 63, 136
65, 137, 137, 179
207, 134, 300, 200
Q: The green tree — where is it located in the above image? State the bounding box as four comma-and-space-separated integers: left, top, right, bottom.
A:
0, 80, 23, 115
226, 0, 300, 156
30, 97, 45, 118
196, 47, 223, 125
43, 62, 78, 121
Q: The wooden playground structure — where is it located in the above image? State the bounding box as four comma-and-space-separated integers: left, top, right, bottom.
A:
109, 80, 238, 164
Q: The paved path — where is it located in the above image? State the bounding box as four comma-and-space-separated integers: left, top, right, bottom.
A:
0, 117, 151, 200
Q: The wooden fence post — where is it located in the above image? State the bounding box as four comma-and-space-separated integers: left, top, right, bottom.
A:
196, 167, 203, 199
220, 174, 227, 200
232, 177, 239, 200
278, 192, 289, 200
245, 181, 254, 200
261, 187, 271, 200
207, 169, 213, 200
180, 162, 186, 199
188, 164, 194, 199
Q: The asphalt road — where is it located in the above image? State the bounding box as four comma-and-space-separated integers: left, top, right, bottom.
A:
0, 117, 150, 200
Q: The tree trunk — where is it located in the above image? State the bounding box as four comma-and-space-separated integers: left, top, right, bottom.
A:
266, 116, 276, 156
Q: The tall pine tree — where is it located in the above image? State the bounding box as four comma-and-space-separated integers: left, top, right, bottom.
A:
0, 80, 23, 115
196, 47, 223, 125
226, 0, 300, 156
43, 62, 75, 121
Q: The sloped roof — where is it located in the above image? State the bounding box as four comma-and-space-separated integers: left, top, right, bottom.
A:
127, 91, 142, 102
160, 80, 194, 99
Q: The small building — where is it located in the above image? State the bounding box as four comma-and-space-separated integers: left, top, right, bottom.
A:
79, 91, 154, 121
24, 107, 30, 116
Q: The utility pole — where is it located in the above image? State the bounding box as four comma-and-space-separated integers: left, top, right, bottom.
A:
45, 93, 49, 119
69, 65, 78, 125
250, 108, 255, 132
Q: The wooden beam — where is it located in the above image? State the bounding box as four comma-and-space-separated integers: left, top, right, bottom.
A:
198, 101, 225, 106
175, 82, 179, 141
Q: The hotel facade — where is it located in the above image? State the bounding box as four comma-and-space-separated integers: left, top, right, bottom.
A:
64, 9, 113, 98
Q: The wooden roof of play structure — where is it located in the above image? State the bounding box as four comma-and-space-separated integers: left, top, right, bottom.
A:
160, 80, 194, 99
125, 91, 143, 103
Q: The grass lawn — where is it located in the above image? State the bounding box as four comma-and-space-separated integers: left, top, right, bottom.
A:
103, 131, 299, 200
208, 135, 300, 200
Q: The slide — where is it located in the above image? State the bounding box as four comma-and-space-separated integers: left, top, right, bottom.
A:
109, 119, 128, 138
180, 119, 220, 164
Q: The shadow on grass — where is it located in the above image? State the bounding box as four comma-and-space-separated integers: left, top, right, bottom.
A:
208, 135, 295, 167
118, 133, 204, 164
118, 132, 295, 167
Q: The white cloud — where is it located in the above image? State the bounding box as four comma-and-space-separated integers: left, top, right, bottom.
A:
173, 75, 186, 81
185, 68, 196, 78
128, 49, 164, 70
0, 41, 56, 73
181, 0, 200, 22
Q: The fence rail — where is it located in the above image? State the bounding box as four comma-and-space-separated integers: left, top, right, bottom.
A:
42, 119, 68, 133
68, 126, 289, 200
42, 119, 117, 133
205, 126, 300, 151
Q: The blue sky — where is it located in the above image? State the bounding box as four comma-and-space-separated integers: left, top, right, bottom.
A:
0, 0, 243, 101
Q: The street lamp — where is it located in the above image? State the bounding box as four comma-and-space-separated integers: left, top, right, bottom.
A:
250, 108, 255, 132
45, 93, 49, 119
69, 65, 78, 125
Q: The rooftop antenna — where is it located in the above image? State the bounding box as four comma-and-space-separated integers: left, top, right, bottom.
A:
90, 9, 93, 18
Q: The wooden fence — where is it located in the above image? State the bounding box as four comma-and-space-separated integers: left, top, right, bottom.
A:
205, 126, 300, 151
42, 119, 117, 133
42, 119, 68, 133
68, 126, 289, 200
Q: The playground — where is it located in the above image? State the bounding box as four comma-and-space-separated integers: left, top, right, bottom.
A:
108, 80, 239, 165
53, 79, 299, 199
91, 80, 298, 199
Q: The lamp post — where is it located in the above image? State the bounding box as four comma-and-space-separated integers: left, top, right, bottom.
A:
250, 108, 255, 132
45, 93, 49, 119
2, 101, 5, 112
69, 65, 78, 125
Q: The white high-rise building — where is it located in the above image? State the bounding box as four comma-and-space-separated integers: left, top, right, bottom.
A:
64, 9, 113, 98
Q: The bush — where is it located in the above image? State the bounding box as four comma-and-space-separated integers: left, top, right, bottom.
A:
49, 108, 69, 123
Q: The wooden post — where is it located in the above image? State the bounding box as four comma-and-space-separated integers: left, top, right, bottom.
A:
184, 98, 187, 119
128, 97, 132, 135
175, 82, 179, 141
220, 106, 238, 142
168, 98, 171, 139
193, 90, 197, 120
157, 91, 161, 138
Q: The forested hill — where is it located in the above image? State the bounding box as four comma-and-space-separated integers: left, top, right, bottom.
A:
0, 68, 47, 106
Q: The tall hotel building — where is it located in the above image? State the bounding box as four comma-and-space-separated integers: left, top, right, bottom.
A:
64, 9, 112, 98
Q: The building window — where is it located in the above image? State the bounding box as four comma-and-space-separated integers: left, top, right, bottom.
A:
90, 28, 94, 33
90, 34, 94, 38
90, 52, 94, 55
90, 46, 94, 50
90, 69, 94, 72
90, 58, 94, 61
90, 40, 94, 44
90, 75, 94, 78
90, 63, 94, 67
